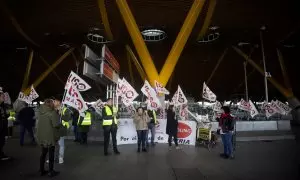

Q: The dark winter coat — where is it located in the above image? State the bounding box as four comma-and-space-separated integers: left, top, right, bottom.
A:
219, 113, 234, 133
18, 107, 35, 127
166, 109, 178, 136
36, 104, 60, 147
0, 102, 8, 136
59, 107, 73, 137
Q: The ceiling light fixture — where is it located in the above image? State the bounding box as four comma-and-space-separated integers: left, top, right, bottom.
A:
141, 29, 167, 42
197, 32, 220, 43
87, 27, 112, 44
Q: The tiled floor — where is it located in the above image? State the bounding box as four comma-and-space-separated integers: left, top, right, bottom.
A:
0, 137, 299, 180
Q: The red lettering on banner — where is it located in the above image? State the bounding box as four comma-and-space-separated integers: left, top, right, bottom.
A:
177, 122, 192, 138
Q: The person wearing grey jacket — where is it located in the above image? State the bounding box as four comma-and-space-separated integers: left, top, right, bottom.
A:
133, 107, 150, 152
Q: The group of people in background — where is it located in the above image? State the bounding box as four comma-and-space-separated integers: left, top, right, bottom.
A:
1, 89, 235, 178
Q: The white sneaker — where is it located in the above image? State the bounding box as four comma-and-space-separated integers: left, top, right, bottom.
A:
59, 158, 64, 164
175, 146, 181, 150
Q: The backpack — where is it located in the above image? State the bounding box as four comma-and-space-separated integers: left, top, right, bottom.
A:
223, 117, 234, 132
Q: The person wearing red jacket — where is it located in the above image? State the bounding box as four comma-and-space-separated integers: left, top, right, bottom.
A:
218, 106, 234, 159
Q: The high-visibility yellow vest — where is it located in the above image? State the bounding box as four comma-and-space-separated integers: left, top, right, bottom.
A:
62, 107, 70, 129
8, 111, 16, 121
102, 106, 118, 126
152, 110, 157, 124
78, 112, 92, 126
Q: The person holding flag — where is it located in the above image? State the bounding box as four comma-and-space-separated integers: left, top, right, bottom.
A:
146, 109, 158, 147
77, 107, 93, 144
57, 104, 73, 164
102, 98, 120, 156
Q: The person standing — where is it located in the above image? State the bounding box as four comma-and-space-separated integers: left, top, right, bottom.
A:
57, 105, 72, 164
146, 109, 158, 147
36, 98, 60, 177
0, 92, 11, 161
7, 107, 16, 138
133, 107, 150, 152
18, 103, 36, 146
218, 106, 234, 159
102, 98, 120, 156
72, 109, 80, 142
78, 109, 92, 144
166, 105, 180, 150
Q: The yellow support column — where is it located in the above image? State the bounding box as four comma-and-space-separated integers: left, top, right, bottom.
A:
126, 45, 147, 81
21, 50, 34, 91
24, 48, 74, 93
197, 0, 217, 40
159, 0, 205, 86
206, 48, 228, 85
127, 50, 135, 85
232, 46, 293, 99
0, 2, 39, 47
276, 48, 292, 92
116, 0, 159, 85
98, 0, 114, 40
40, 56, 64, 85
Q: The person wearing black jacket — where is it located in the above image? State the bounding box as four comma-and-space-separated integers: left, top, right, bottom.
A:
72, 109, 80, 142
166, 105, 180, 150
0, 92, 11, 160
18, 103, 36, 146
218, 106, 234, 159
102, 98, 120, 156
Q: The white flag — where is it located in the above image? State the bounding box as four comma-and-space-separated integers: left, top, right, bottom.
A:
238, 99, 251, 112
63, 84, 88, 116
262, 102, 276, 118
176, 86, 188, 106
18, 92, 31, 103
65, 71, 91, 91
141, 80, 161, 110
3, 92, 11, 105
92, 99, 106, 114
179, 104, 189, 120
116, 78, 125, 97
126, 103, 136, 117
270, 100, 283, 114
120, 78, 139, 106
154, 80, 169, 95
28, 85, 39, 102
275, 100, 291, 115
249, 100, 259, 118
171, 90, 178, 105
202, 82, 217, 102
213, 101, 222, 112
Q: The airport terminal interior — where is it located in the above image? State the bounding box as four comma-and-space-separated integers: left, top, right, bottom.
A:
0, 0, 300, 179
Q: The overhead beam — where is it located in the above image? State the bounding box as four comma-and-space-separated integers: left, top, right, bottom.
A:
24, 48, 74, 93
197, 0, 217, 40
276, 48, 292, 92
40, 56, 64, 85
97, 0, 114, 40
232, 46, 293, 99
0, 2, 39, 47
159, 0, 205, 86
125, 45, 147, 81
116, 0, 159, 85
21, 50, 34, 91
206, 48, 228, 85
127, 49, 135, 85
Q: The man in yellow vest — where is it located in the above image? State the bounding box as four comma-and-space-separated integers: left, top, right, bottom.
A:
7, 109, 16, 138
102, 98, 120, 156
78, 109, 92, 144
146, 109, 158, 147
58, 105, 72, 164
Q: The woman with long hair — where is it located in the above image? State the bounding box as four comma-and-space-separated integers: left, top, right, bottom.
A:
133, 107, 150, 152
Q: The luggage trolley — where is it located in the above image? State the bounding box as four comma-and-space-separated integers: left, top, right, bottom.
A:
196, 120, 217, 150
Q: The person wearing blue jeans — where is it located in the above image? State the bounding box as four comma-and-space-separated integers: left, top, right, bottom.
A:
218, 106, 234, 159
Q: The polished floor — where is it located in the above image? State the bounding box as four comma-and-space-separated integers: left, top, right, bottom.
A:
0, 137, 299, 180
